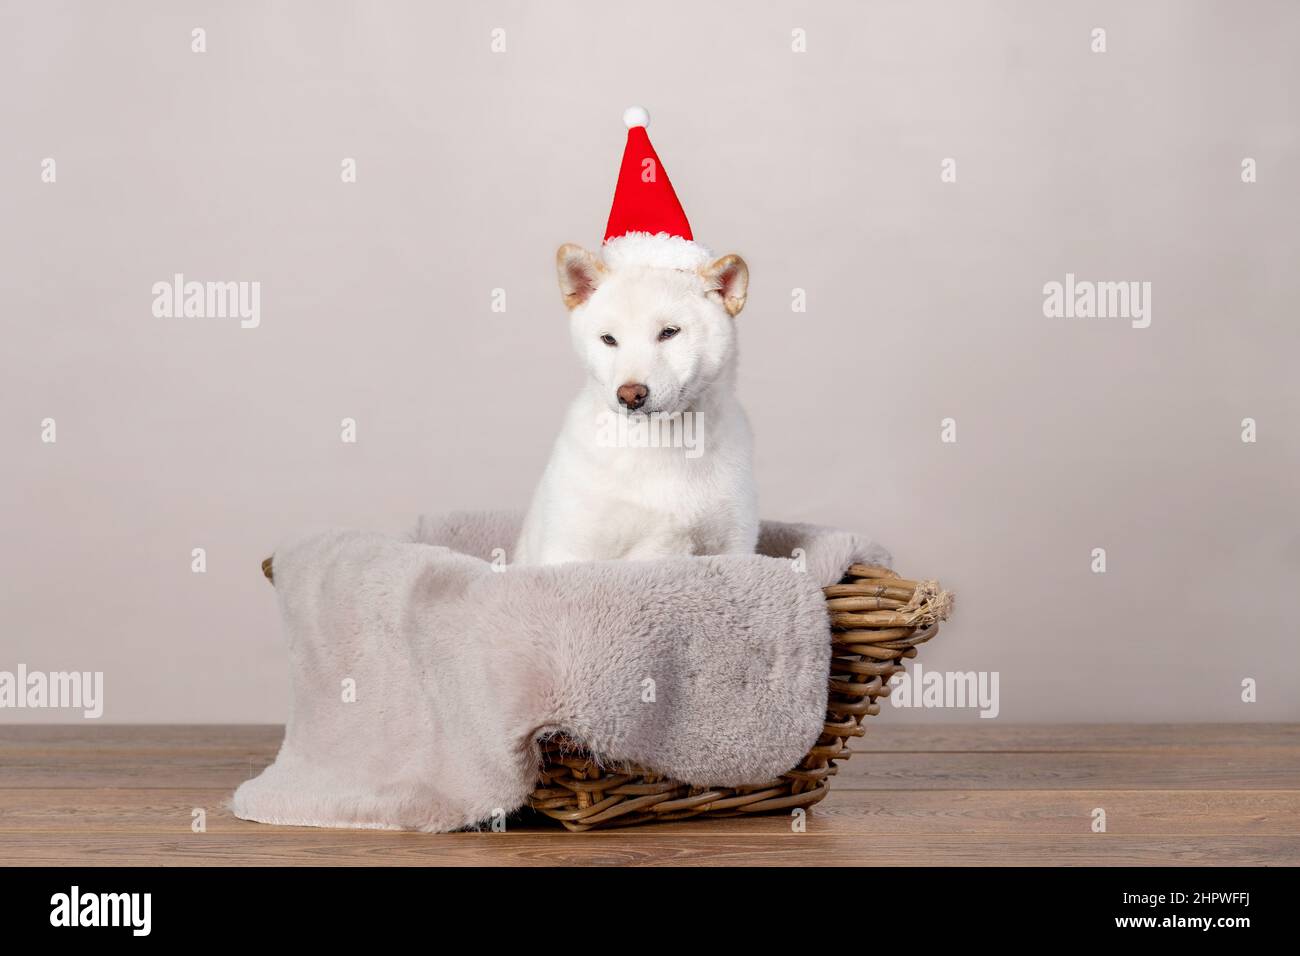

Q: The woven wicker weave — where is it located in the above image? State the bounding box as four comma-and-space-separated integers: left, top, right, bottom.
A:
260, 556, 949, 833
528, 564, 950, 831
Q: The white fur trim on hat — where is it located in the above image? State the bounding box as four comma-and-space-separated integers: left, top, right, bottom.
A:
601, 232, 713, 271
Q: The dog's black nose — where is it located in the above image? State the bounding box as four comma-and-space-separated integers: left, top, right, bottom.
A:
617, 383, 649, 410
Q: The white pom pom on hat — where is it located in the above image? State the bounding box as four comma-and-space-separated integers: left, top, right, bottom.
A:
622, 105, 650, 129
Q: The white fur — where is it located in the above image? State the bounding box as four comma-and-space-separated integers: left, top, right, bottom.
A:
602, 232, 713, 271
515, 241, 758, 565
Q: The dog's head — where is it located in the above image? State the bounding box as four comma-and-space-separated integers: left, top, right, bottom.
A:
555, 243, 748, 415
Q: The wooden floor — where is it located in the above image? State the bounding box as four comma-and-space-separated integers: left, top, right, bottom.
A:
1, 724, 1296, 866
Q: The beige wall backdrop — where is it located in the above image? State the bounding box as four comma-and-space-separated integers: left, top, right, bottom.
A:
2, 1, 1297, 723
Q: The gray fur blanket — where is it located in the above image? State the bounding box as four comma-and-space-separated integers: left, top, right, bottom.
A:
230, 511, 889, 832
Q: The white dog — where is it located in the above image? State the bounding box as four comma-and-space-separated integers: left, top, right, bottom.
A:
514, 234, 758, 565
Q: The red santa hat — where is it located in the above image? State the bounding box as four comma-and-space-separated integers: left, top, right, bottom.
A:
601, 107, 712, 270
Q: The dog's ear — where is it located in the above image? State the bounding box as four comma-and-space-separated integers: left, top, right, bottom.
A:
556, 244, 604, 310
701, 255, 748, 317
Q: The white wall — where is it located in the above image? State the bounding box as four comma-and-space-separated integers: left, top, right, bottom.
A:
2, 0, 1297, 722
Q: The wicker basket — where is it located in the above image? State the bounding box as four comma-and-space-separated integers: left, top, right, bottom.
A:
528, 564, 950, 831
260, 556, 950, 833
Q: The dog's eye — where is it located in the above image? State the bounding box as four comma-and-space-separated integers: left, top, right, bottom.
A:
600, 334, 618, 347
658, 327, 680, 341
